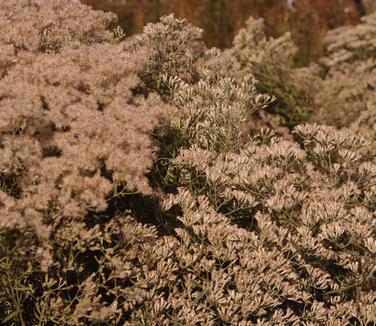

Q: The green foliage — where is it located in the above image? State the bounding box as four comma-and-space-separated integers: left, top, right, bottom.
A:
0, 229, 42, 325
252, 61, 314, 127
162, 75, 271, 153
227, 17, 314, 130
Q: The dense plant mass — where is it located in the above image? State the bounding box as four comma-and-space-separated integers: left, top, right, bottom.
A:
313, 13, 376, 127
0, 0, 375, 325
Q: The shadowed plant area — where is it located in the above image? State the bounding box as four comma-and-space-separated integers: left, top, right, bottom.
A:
0, 0, 376, 325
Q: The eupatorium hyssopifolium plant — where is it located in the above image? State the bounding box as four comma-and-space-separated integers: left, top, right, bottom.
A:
0, 0, 169, 315
0, 1, 376, 325
312, 12, 376, 127
224, 16, 315, 135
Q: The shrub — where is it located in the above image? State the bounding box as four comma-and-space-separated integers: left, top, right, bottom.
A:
313, 13, 376, 127
140, 14, 204, 88
225, 17, 315, 137
157, 122, 376, 324
1, 1, 376, 325
0, 0, 168, 270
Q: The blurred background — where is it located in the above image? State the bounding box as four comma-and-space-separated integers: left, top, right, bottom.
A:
82, 0, 376, 65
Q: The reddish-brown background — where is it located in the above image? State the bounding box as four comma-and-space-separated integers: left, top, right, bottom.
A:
82, 0, 374, 65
